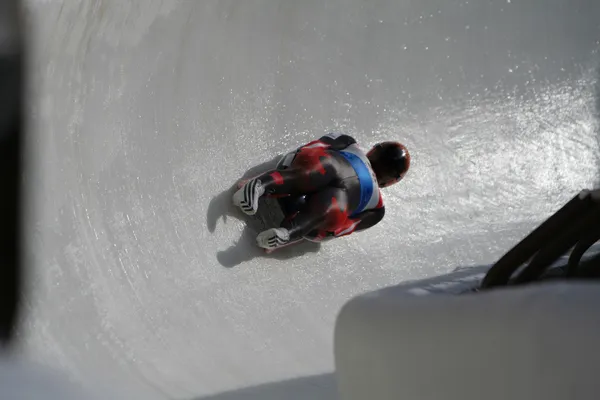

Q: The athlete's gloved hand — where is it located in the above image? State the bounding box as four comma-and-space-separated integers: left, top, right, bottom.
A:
256, 228, 290, 250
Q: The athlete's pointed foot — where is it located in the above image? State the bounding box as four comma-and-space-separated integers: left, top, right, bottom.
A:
232, 178, 265, 215
256, 228, 290, 250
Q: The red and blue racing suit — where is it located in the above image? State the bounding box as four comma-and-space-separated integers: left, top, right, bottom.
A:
258, 132, 385, 243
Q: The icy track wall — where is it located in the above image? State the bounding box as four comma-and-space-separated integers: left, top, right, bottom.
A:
18, 0, 600, 399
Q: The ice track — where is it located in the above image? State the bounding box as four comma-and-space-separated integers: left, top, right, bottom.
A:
18, 0, 600, 398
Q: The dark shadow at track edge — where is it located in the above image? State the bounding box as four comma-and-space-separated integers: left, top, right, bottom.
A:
191, 373, 337, 400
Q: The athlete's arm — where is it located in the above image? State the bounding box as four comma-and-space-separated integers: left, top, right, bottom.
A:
318, 132, 357, 150
351, 207, 385, 232
277, 133, 354, 169
330, 207, 385, 238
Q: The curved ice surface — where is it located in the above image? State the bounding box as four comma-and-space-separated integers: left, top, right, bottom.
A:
19, 0, 600, 398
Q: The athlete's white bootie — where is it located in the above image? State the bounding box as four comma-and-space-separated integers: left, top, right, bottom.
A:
233, 178, 265, 215
256, 228, 290, 250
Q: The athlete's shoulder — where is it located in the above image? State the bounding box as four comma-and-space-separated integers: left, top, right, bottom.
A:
352, 197, 385, 233
370, 189, 385, 212
370, 195, 385, 222
377, 189, 384, 207
318, 132, 357, 150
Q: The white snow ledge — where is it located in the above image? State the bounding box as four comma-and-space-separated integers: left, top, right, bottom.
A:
334, 280, 600, 400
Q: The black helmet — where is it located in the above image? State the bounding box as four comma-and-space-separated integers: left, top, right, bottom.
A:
367, 141, 411, 188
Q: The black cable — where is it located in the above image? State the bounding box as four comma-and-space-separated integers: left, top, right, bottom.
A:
566, 229, 600, 278
573, 251, 600, 278
512, 206, 600, 284
480, 190, 598, 289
